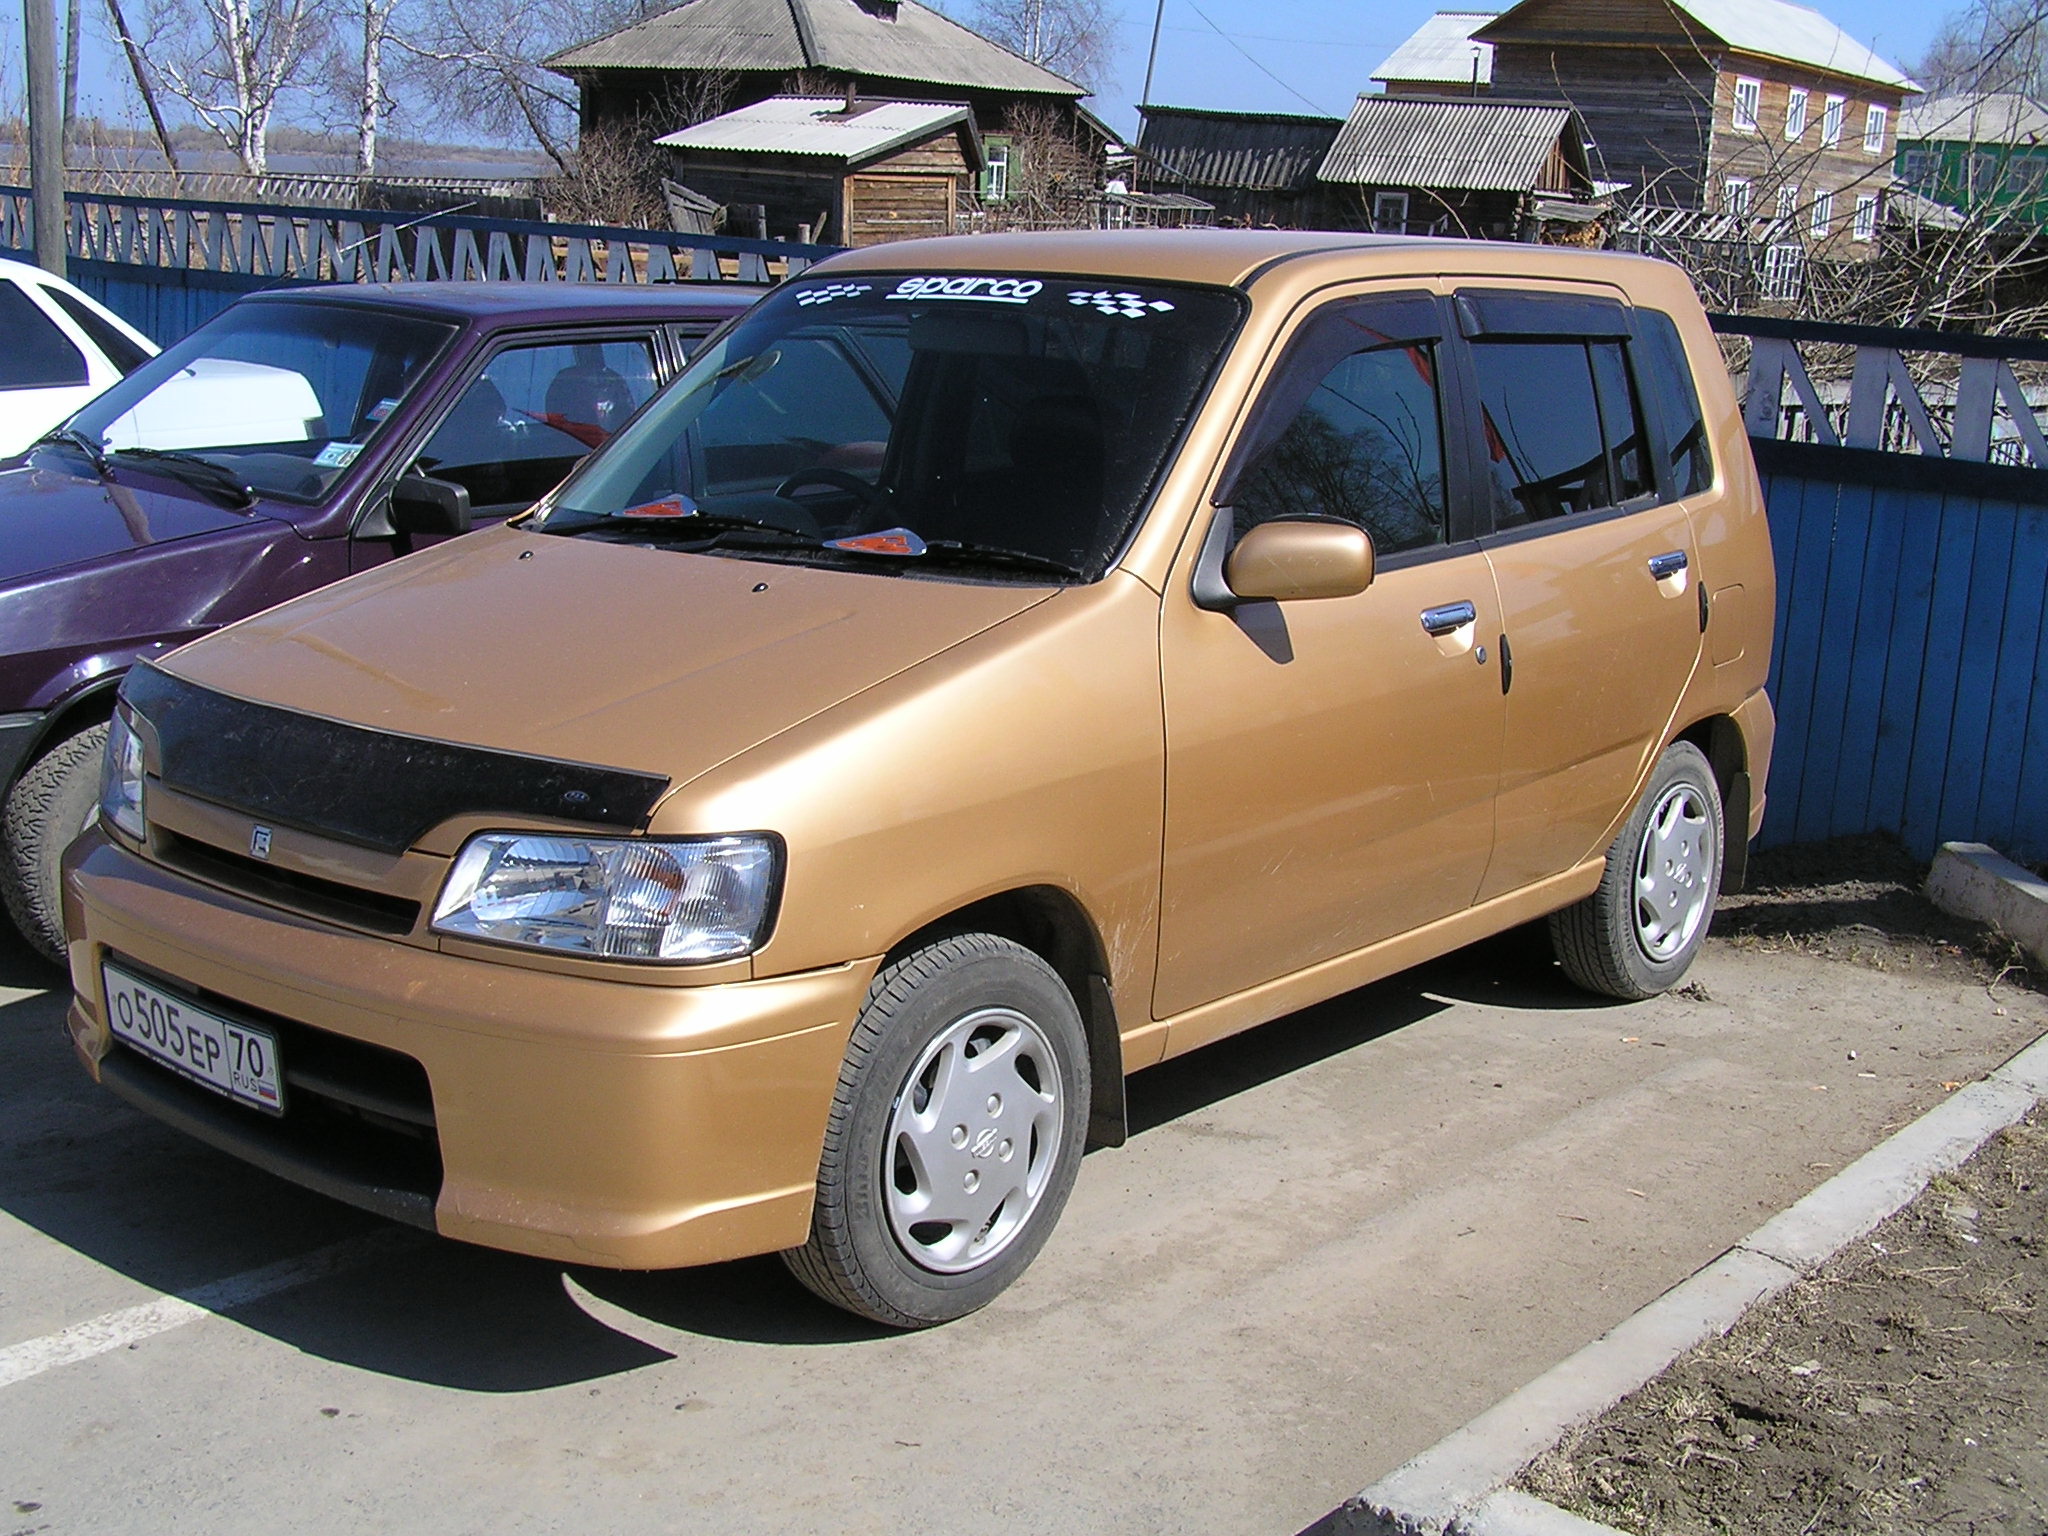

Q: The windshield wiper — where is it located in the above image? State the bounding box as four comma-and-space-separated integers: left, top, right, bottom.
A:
109, 447, 255, 508
36, 426, 111, 476
559, 509, 823, 548
920, 540, 1085, 580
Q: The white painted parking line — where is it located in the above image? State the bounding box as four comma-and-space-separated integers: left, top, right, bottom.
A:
0, 1228, 422, 1390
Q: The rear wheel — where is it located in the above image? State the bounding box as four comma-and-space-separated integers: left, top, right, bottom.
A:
1550, 740, 1723, 1001
781, 932, 1089, 1328
2, 721, 107, 967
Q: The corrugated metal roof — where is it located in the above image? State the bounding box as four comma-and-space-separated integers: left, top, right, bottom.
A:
1317, 96, 1577, 191
1478, 0, 1916, 91
1902, 92, 2048, 145
548, 0, 1083, 98
1135, 105, 1343, 192
657, 96, 976, 164
1370, 11, 1497, 86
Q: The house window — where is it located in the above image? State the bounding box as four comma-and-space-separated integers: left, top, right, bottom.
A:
2015, 157, 2047, 196
1822, 94, 1845, 146
1971, 150, 2002, 197
1901, 150, 1937, 189
1372, 191, 1410, 233
1776, 184, 1799, 222
1810, 188, 1834, 235
1723, 177, 1752, 215
1863, 104, 1887, 153
1853, 193, 1878, 240
1785, 87, 1808, 139
1732, 77, 1761, 132
982, 138, 1011, 202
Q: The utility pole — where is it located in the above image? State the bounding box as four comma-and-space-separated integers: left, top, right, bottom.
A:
24, 0, 67, 276
1141, 0, 1167, 107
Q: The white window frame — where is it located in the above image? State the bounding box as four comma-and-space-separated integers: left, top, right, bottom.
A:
1853, 192, 1878, 240
1763, 242, 1806, 302
1372, 190, 1410, 233
1863, 104, 1887, 154
1732, 76, 1762, 133
1723, 176, 1752, 215
1785, 87, 1809, 140
1822, 94, 1845, 146
982, 140, 1011, 202
1810, 188, 1834, 235
1776, 183, 1799, 221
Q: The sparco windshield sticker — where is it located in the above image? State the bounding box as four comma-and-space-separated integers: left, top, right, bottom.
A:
884, 276, 1045, 304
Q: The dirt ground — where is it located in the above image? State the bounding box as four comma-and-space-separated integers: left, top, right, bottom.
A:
1518, 837, 2048, 1536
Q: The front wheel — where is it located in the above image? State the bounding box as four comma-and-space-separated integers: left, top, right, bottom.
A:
1550, 740, 1723, 1001
781, 933, 1089, 1328
2, 721, 107, 967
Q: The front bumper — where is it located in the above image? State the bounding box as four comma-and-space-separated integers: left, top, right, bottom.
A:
63, 826, 877, 1269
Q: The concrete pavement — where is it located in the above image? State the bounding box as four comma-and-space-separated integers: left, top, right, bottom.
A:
1, 922, 2040, 1534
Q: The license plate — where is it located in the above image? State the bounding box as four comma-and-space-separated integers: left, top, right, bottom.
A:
103, 963, 285, 1116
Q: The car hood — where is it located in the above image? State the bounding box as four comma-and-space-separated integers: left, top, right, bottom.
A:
159, 522, 1057, 791
0, 459, 282, 584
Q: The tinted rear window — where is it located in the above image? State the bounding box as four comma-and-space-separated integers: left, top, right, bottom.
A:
1635, 309, 1713, 498
0, 282, 88, 389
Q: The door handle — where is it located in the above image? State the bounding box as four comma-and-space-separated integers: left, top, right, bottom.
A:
1648, 550, 1689, 580
1420, 600, 1477, 637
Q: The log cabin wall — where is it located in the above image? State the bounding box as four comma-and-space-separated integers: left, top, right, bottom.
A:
1491, 39, 1719, 208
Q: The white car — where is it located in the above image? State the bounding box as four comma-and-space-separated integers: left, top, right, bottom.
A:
0, 256, 157, 459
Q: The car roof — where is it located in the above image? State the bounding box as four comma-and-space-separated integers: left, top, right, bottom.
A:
811, 228, 1667, 294
238, 281, 767, 326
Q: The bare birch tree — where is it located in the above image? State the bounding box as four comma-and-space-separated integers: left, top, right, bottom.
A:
136, 0, 327, 172
970, 0, 1113, 88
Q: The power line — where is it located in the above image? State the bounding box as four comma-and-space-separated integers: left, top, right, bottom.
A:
1180, 0, 1341, 115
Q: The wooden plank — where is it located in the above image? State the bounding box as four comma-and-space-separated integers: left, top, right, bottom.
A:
1932, 496, 2019, 844
1898, 492, 1983, 855
1863, 483, 1946, 835
1974, 502, 2048, 852
1760, 474, 1837, 844
1794, 478, 1875, 842
1825, 482, 1911, 837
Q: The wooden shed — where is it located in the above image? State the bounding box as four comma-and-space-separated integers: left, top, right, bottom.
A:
657, 96, 984, 246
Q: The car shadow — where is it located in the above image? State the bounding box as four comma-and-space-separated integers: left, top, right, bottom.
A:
1, 918, 1605, 1386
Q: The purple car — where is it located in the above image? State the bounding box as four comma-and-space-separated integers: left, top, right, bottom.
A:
1, 280, 761, 963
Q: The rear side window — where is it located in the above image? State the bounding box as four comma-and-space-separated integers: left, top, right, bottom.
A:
40, 285, 151, 374
1634, 309, 1713, 497
1235, 341, 1448, 555
1471, 338, 1652, 528
0, 282, 88, 389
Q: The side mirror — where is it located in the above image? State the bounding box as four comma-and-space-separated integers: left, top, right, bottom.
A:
389, 474, 472, 537
1221, 518, 1375, 603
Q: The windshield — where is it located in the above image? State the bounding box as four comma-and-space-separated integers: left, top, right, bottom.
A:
534, 272, 1245, 580
60, 300, 455, 503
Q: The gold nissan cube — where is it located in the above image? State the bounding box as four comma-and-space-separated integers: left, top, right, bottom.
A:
64, 232, 1775, 1326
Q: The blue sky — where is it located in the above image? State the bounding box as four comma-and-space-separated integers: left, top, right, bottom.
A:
4, 0, 1963, 153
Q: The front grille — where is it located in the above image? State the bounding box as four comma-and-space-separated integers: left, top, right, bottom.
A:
103, 956, 442, 1222
156, 828, 421, 937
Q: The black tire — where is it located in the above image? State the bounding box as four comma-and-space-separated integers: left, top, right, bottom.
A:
781, 932, 1090, 1328
1550, 740, 1723, 1002
2, 721, 107, 967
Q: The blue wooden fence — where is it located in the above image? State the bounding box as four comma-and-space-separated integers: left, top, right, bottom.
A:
1718, 314, 2048, 864
1, 184, 838, 342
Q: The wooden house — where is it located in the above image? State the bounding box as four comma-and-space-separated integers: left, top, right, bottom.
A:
1315, 95, 1593, 237
548, 0, 1112, 207
658, 96, 983, 246
1898, 93, 2048, 230
1132, 106, 1345, 226
1473, 0, 1918, 254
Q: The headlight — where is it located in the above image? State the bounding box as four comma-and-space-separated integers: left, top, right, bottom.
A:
99, 711, 145, 840
431, 832, 780, 962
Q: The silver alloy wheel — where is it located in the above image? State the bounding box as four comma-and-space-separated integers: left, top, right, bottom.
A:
1633, 781, 1712, 962
882, 1006, 1063, 1275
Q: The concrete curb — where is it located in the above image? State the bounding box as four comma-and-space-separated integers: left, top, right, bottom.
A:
1927, 841, 2048, 972
1300, 1027, 2048, 1536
